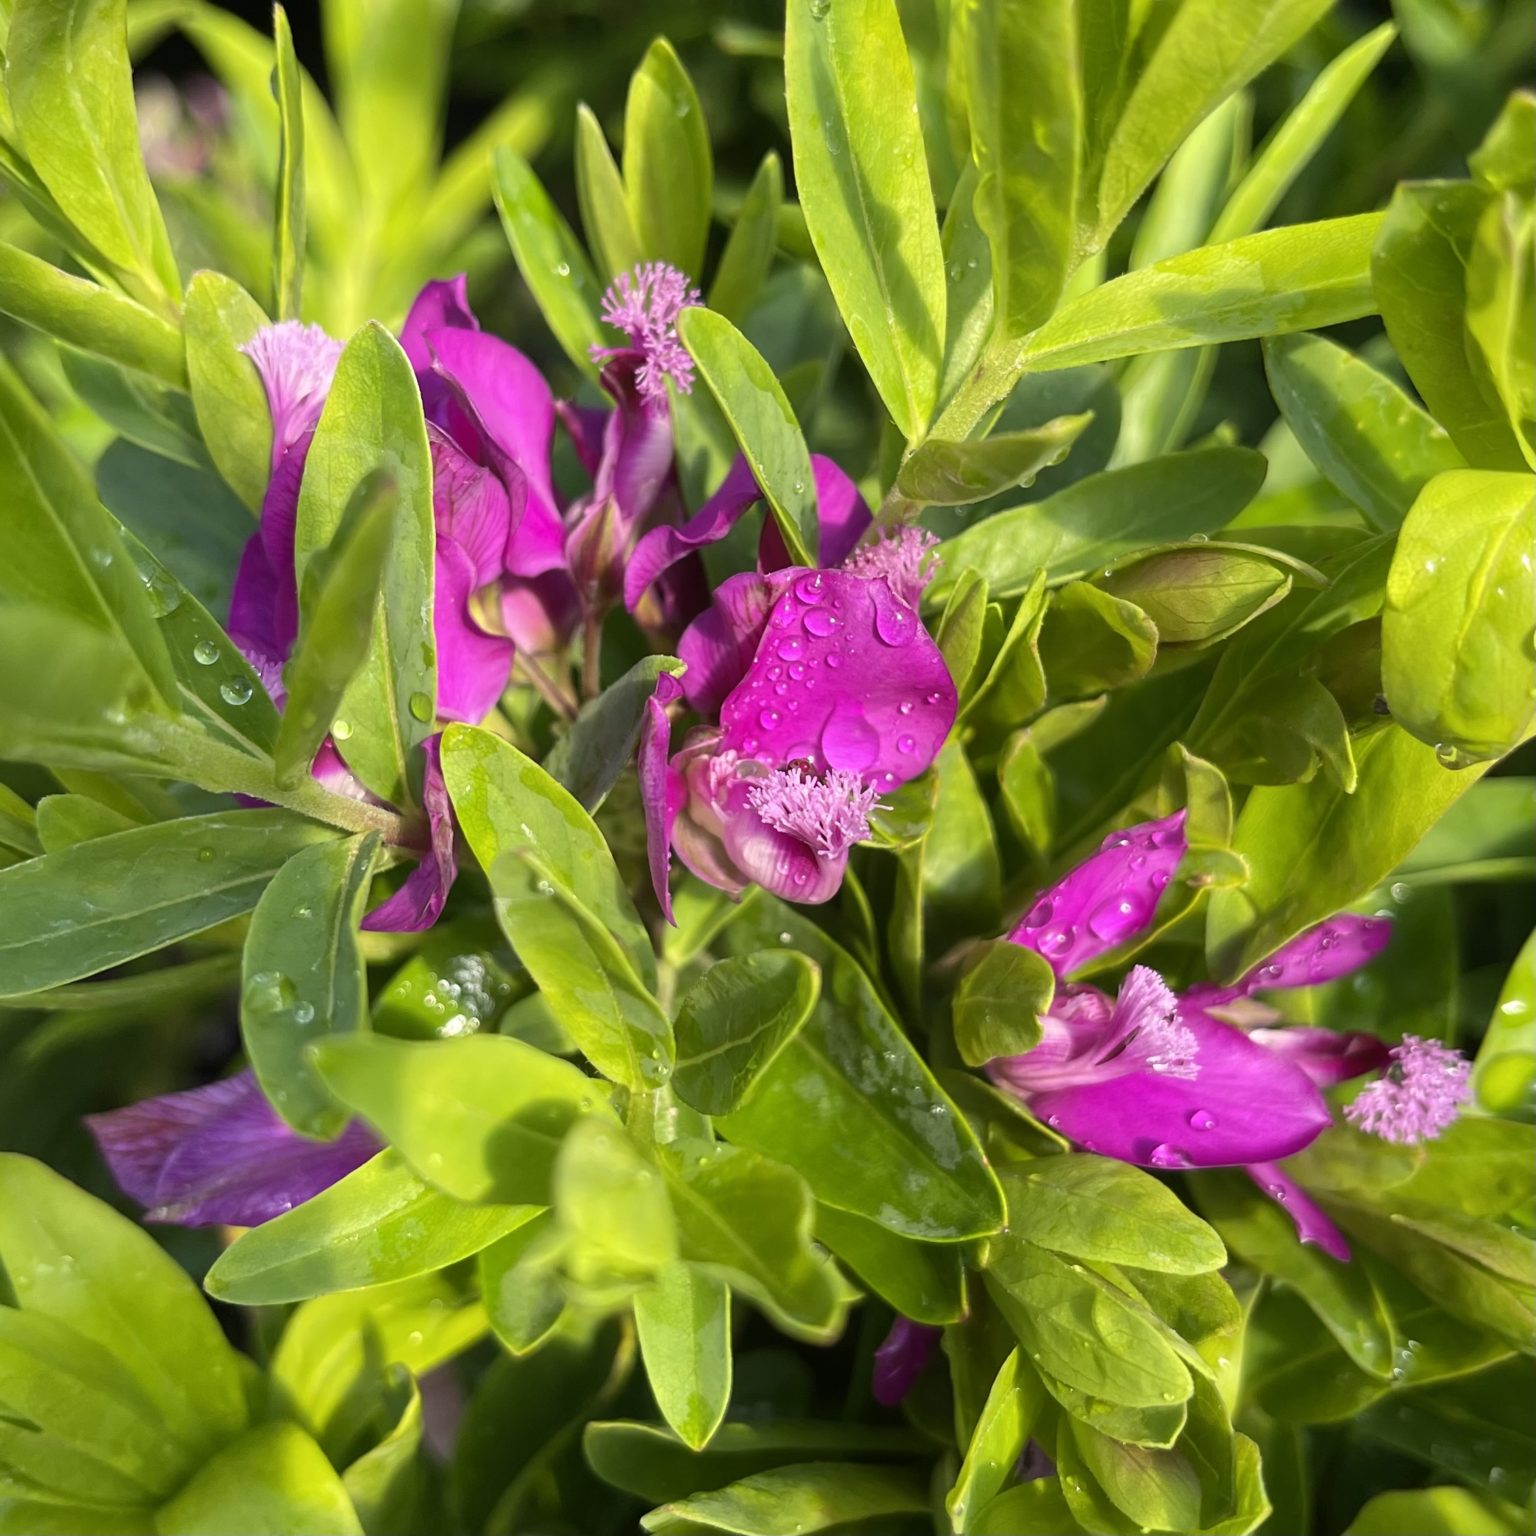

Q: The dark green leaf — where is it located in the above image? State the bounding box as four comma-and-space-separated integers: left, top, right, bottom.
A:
896, 416, 1092, 507
1038, 581, 1158, 698
953, 940, 1053, 1068
1099, 547, 1292, 647
814, 1204, 965, 1325
641, 1461, 930, 1536
624, 39, 712, 278
271, 4, 306, 320
708, 152, 783, 324
575, 102, 644, 281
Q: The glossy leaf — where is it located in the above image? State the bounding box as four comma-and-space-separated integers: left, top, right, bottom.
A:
1038, 581, 1158, 698
624, 39, 712, 278
0, 811, 337, 996
634, 1264, 732, 1451
784, 0, 945, 439
708, 152, 784, 324
814, 1204, 965, 1325
556, 1116, 677, 1281
946, 1349, 1045, 1534
478, 1211, 568, 1356
575, 103, 645, 282
677, 307, 817, 567
641, 1462, 930, 1536
294, 322, 435, 808
241, 832, 378, 1137
672, 950, 820, 1115
271, 4, 306, 320
895, 415, 1092, 507
953, 939, 1053, 1068
312, 1032, 615, 1205
1381, 469, 1535, 762
715, 894, 1005, 1242
1098, 547, 1292, 648
1472, 930, 1536, 1114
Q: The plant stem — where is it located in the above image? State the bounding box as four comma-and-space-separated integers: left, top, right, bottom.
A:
516, 652, 578, 721
581, 612, 604, 700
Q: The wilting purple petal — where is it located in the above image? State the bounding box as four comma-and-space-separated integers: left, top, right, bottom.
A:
400, 275, 478, 375
641, 671, 686, 922
434, 540, 516, 725
872, 1318, 941, 1406
1009, 811, 1188, 980
1188, 915, 1395, 1010
677, 570, 797, 716
624, 457, 762, 612
1011, 1010, 1331, 1168
1246, 1162, 1352, 1262
363, 737, 457, 932
1248, 1026, 1391, 1088
87, 1069, 378, 1228
1344, 1035, 1471, 1144
716, 570, 955, 793
241, 322, 342, 469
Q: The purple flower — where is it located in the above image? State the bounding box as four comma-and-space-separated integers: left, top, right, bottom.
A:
641, 528, 956, 917
872, 1318, 941, 1406
243, 320, 342, 469
360, 735, 457, 933
592, 261, 701, 403
984, 813, 1470, 1260
87, 1069, 378, 1228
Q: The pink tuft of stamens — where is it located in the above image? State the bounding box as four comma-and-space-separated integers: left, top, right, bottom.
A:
1344, 1035, 1471, 1144
240, 322, 343, 458
745, 765, 879, 861
592, 261, 701, 403
841, 527, 943, 608
1108, 966, 1200, 1081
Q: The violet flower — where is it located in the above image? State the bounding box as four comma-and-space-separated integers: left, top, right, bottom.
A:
640, 524, 955, 917
86, 1069, 377, 1228
872, 1317, 941, 1406
984, 812, 1472, 1261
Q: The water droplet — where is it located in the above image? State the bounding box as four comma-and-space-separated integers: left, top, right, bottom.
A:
196, 847, 215, 863
825, 653, 844, 670
1188, 533, 1209, 544
409, 691, 434, 723
1046, 1114, 1062, 1129
1039, 927, 1076, 958
1087, 896, 1138, 941
1188, 1109, 1217, 1132
821, 701, 879, 771
795, 573, 826, 604
871, 584, 916, 646
332, 718, 354, 741
554, 260, 571, 277
804, 608, 841, 637
292, 1002, 315, 1026
193, 640, 220, 666
776, 635, 805, 661
90, 548, 113, 569
143, 570, 182, 617
809, 0, 831, 16
929, 1103, 947, 1117
1434, 741, 1478, 769
1022, 898, 1053, 929
220, 678, 253, 706
759, 707, 782, 729
778, 931, 793, 944
788, 662, 807, 680
1149, 1143, 1186, 1167
292, 904, 314, 919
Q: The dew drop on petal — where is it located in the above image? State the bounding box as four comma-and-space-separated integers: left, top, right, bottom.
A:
776, 635, 805, 661
821, 702, 880, 772
1187, 1109, 1216, 1132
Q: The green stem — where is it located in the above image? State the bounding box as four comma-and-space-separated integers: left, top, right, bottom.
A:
516, 652, 578, 721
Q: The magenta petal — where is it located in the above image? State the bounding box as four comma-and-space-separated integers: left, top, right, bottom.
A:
241, 323, 342, 468
501, 570, 580, 655
86, 1069, 378, 1228
228, 536, 289, 688
229, 432, 311, 667
624, 456, 762, 612
718, 775, 848, 906
1026, 1012, 1332, 1168
1248, 1026, 1391, 1088
641, 672, 686, 922
431, 428, 518, 582
1238, 915, 1394, 994
872, 1318, 941, 1406
716, 571, 956, 788
362, 737, 458, 932
590, 355, 674, 538
434, 540, 516, 725
400, 275, 478, 374
1245, 1162, 1352, 1262
759, 455, 872, 572
677, 570, 796, 716
1008, 811, 1188, 980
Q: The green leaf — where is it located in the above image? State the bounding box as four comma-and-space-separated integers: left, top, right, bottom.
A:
241, 832, 377, 1137
677, 307, 817, 567
814, 1204, 965, 1325
634, 1264, 732, 1452
478, 1211, 568, 1355
0, 1154, 248, 1469
575, 103, 645, 281
708, 152, 784, 324
1382, 469, 1535, 762
673, 951, 821, 1116
0, 243, 186, 388
1395, 778, 1536, 885
1001, 1159, 1227, 1275
0, 356, 178, 707
206, 1151, 537, 1304
784, 0, 945, 440
1472, 930, 1536, 1114
641, 1462, 930, 1536
659, 1139, 849, 1343
1038, 581, 1158, 697
938, 164, 996, 411
966, 0, 1081, 337
1087, 0, 1333, 249
1206, 725, 1492, 981
556, 1116, 677, 1282
183, 270, 275, 515
544, 654, 686, 812
929, 447, 1266, 604
715, 894, 1004, 1241
442, 726, 670, 1087
1098, 546, 1292, 648
7, 0, 180, 304
1209, 21, 1398, 243
896, 415, 1093, 507
277, 468, 399, 786
341, 1369, 423, 1536
624, 38, 712, 279
1469, 91, 1536, 193
1345, 1487, 1529, 1536
1023, 214, 1383, 373
947, 1349, 1046, 1534
1373, 181, 1527, 470
312, 1032, 614, 1205
492, 148, 606, 383
935, 567, 990, 700
971, 1480, 1080, 1536
986, 1238, 1193, 1409
271, 4, 306, 321
0, 810, 336, 996
953, 939, 1053, 1068
1263, 332, 1465, 532
1465, 187, 1535, 466
295, 322, 435, 808
155, 1421, 364, 1536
